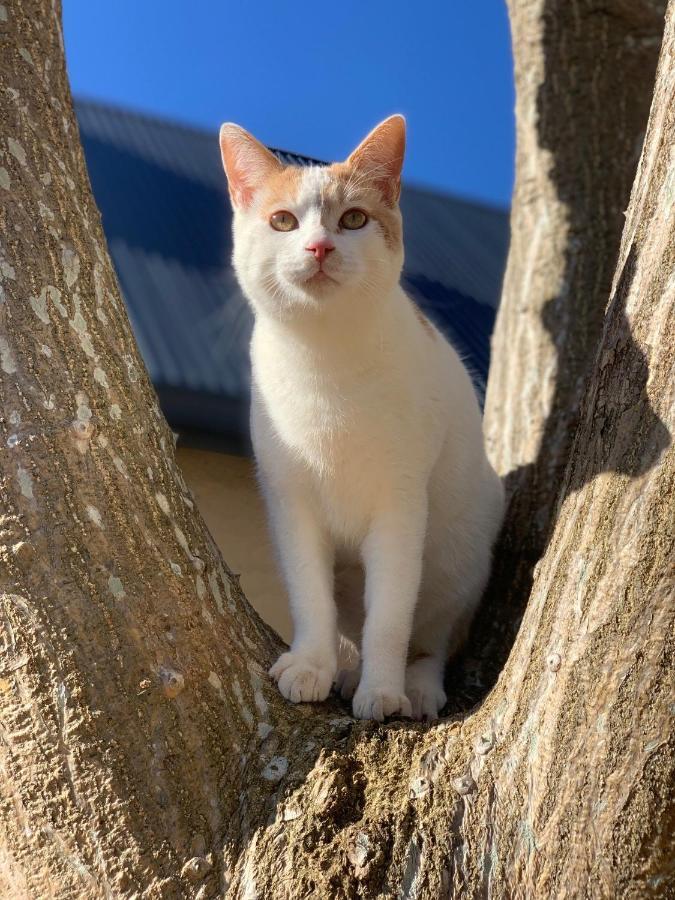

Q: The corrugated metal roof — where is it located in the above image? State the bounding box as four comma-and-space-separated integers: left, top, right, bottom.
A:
75, 98, 509, 440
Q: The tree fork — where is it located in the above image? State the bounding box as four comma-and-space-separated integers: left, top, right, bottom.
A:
0, 1, 673, 898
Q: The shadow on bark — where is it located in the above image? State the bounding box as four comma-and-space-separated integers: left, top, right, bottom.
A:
447, 245, 671, 714
444, 2, 671, 715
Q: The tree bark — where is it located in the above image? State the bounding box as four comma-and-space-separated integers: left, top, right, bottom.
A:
0, 2, 673, 899
485, 0, 666, 533
457, 0, 669, 705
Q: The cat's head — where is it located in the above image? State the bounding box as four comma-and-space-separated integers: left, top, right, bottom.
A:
219, 116, 405, 319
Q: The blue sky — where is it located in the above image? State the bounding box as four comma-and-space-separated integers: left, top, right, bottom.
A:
63, 2, 514, 207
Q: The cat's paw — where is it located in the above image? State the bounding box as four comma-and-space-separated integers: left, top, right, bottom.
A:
352, 684, 412, 722
334, 666, 361, 700
269, 651, 334, 704
406, 664, 447, 721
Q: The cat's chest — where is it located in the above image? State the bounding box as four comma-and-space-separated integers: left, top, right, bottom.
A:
257, 361, 382, 466
260, 349, 407, 509
254, 359, 390, 538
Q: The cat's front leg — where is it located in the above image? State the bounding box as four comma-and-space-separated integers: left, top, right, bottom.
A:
266, 486, 338, 703
353, 492, 428, 721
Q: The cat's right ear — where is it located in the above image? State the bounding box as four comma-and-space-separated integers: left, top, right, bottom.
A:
219, 124, 283, 209
347, 115, 406, 206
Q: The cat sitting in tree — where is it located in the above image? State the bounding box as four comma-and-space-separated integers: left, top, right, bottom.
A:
219, 116, 504, 721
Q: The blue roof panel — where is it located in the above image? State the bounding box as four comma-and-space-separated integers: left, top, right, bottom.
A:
75, 99, 509, 439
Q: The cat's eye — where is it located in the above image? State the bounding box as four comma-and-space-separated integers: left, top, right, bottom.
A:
269, 210, 298, 232
340, 208, 368, 230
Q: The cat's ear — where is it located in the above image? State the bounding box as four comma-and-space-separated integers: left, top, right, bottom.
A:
347, 115, 406, 205
219, 123, 283, 208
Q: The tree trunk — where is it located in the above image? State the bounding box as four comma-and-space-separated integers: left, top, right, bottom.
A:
485, 0, 666, 532
468, 0, 669, 697
0, 2, 673, 899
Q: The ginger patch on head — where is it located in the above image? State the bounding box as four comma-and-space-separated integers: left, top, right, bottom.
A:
258, 165, 304, 217
326, 162, 403, 250
369, 206, 403, 251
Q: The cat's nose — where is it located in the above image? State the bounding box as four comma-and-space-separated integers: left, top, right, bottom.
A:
305, 239, 335, 262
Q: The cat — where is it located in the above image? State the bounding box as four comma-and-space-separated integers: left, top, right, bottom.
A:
219, 115, 504, 721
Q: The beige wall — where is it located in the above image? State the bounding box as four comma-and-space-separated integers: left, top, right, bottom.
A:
176, 446, 292, 642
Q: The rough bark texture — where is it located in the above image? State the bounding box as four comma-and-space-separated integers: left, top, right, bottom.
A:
485, 0, 665, 524
460, 0, 669, 702
0, 2, 673, 899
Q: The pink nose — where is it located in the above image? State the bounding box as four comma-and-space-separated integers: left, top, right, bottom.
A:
305, 239, 335, 262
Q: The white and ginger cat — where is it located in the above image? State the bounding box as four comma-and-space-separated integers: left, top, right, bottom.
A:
219, 115, 504, 721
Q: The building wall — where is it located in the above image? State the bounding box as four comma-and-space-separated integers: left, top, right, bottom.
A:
176, 446, 292, 641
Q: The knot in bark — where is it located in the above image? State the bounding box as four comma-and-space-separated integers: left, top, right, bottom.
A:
159, 665, 185, 698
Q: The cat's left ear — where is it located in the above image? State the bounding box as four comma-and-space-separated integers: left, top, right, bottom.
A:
219, 123, 283, 208
347, 115, 406, 206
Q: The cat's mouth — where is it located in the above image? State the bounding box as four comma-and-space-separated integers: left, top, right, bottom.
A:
303, 269, 339, 288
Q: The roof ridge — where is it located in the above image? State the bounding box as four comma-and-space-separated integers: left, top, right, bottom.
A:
73, 95, 326, 167
74, 96, 509, 213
